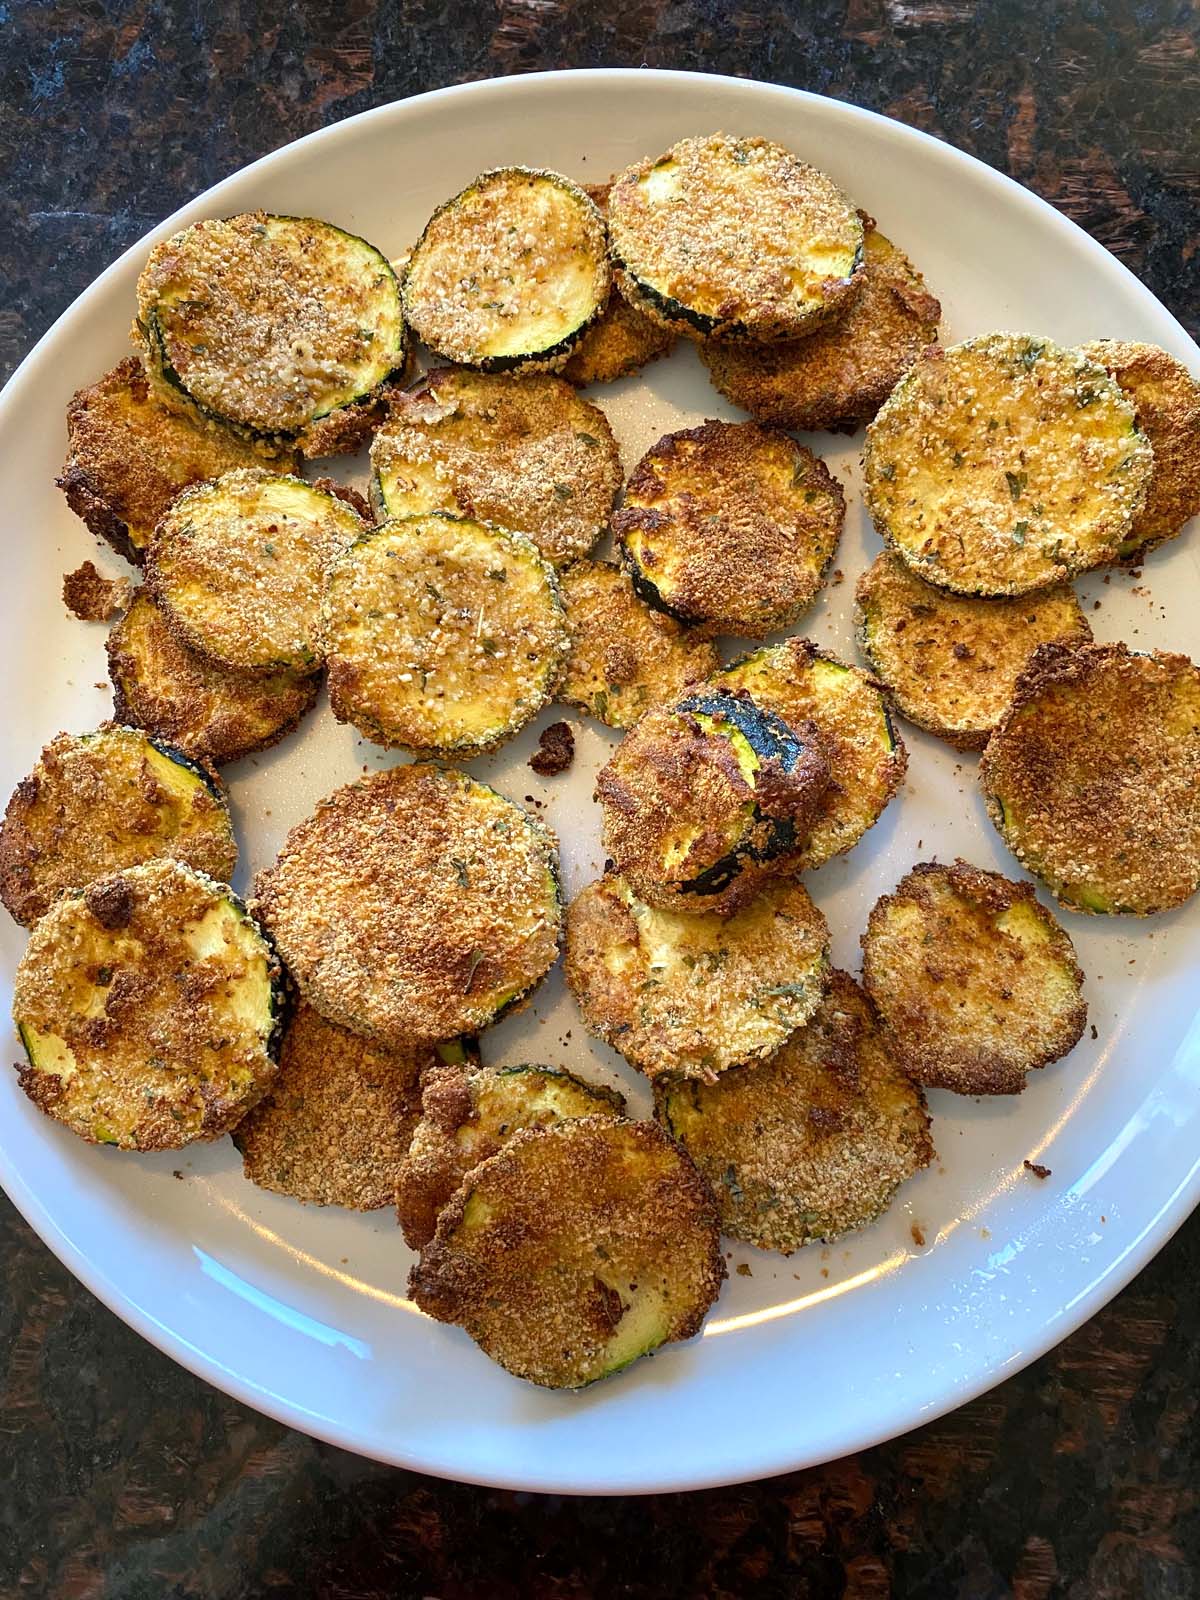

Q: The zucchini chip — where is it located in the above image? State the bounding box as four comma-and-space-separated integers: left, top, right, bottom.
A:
396, 1060, 626, 1248
614, 421, 845, 638
854, 552, 1091, 750
108, 590, 318, 766
136, 211, 405, 444
369, 368, 622, 567
252, 764, 561, 1046
1080, 340, 1200, 558
57, 358, 283, 565
409, 1116, 724, 1389
557, 559, 719, 730
0, 725, 236, 928
607, 133, 863, 343
325, 514, 568, 755
715, 640, 907, 870
146, 469, 364, 675
863, 334, 1153, 596
403, 167, 610, 372
235, 1004, 437, 1210
980, 642, 1200, 915
565, 873, 830, 1082
862, 860, 1087, 1095
699, 223, 941, 433
596, 689, 832, 914
12, 859, 283, 1150
657, 970, 934, 1253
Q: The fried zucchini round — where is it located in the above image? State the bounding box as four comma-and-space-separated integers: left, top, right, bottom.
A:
12, 859, 283, 1150
403, 168, 610, 372
369, 368, 622, 567
0, 725, 236, 928
596, 690, 831, 914
607, 133, 863, 343
1080, 340, 1200, 558
613, 421, 845, 637
146, 469, 363, 675
57, 358, 282, 565
409, 1116, 724, 1388
396, 1060, 626, 1248
714, 640, 907, 870
699, 223, 941, 433
862, 860, 1087, 1095
863, 334, 1153, 595
557, 559, 719, 729
656, 970, 933, 1253
252, 764, 561, 1046
854, 552, 1092, 750
136, 212, 405, 441
235, 1004, 436, 1210
980, 642, 1200, 915
565, 873, 830, 1082
325, 514, 568, 755
107, 590, 318, 766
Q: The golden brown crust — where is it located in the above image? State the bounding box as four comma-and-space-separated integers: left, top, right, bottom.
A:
234, 1004, 433, 1209
63, 561, 132, 623
252, 764, 561, 1046
854, 552, 1092, 750
979, 642, 1200, 915
700, 225, 941, 433
657, 970, 934, 1252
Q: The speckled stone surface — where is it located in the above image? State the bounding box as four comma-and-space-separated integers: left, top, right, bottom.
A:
3, 3, 1200, 1595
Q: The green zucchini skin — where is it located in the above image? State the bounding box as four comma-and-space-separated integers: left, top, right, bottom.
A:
622, 550, 689, 624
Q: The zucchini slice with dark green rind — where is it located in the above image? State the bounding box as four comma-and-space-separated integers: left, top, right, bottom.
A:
0, 724, 237, 928
12, 858, 285, 1150
409, 1116, 724, 1389
863, 334, 1153, 596
402, 167, 610, 372
136, 212, 405, 440
396, 1060, 627, 1248
656, 970, 934, 1253
325, 513, 568, 755
565, 872, 830, 1083
607, 134, 863, 343
252, 763, 562, 1047
979, 641, 1200, 915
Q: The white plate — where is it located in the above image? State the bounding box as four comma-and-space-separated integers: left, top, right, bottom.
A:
3, 68, 1199, 1496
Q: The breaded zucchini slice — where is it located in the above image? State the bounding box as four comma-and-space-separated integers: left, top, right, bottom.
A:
409, 1116, 724, 1388
863, 334, 1153, 596
565, 873, 830, 1083
0, 725, 236, 928
107, 590, 318, 767
57, 358, 283, 565
596, 689, 832, 914
403, 168, 610, 372
862, 860, 1087, 1095
146, 469, 364, 675
557, 559, 719, 729
252, 764, 561, 1047
854, 552, 1092, 751
12, 859, 284, 1150
714, 640, 907, 870
699, 223, 941, 433
656, 971, 933, 1253
607, 133, 863, 343
396, 1060, 626, 1248
136, 211, 405, 444
980, 642, 1200, 915
369, 368, 622, 567
1080, 340, 1200, 558
325, 514, 568, 755
235, 1004, 439, 1210
614, 421, 845, 638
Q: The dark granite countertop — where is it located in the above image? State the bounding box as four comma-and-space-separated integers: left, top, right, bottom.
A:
3, 4, 1199, 1596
